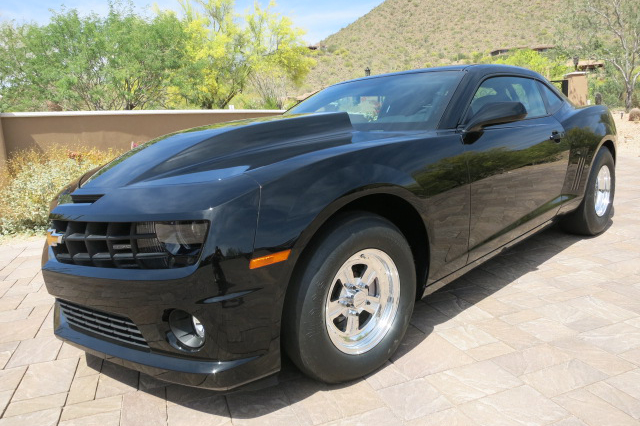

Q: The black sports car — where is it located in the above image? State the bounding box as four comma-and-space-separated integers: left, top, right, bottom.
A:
42, 65, 616, 390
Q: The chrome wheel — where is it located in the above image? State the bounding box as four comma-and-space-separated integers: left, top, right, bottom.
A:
594, 165, 611, 217
324, 249, 400, 355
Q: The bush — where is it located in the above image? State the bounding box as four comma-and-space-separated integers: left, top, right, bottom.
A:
630, 108, 640, 122
492, 49, 570, 80
0, 146, 120, 236
588, 72, 624, 108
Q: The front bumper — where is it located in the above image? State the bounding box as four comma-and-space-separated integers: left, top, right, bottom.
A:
42, 176, 294, 390
43, 243, 288, 390
54, 301, 279, 389
54, 301, 279, 390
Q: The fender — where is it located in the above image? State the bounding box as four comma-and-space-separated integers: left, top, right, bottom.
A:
288, 184, 427, 271
251, 177, 428, 345
254, 162, 421, 252
556, 106, 617, 216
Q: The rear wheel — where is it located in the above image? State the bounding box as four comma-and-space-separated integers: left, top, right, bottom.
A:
283, 212, 415, 383
561, 147, 615, 235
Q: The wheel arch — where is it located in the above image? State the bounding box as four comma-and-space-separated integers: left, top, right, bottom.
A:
601, 139, 616, 164
287, 189, 430, 302
557, 135, 617, 218
583, 136, 616, 194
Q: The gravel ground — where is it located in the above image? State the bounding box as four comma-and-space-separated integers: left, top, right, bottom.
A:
614, 111, 640, 157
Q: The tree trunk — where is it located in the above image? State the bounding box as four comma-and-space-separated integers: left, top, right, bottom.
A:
626, 83, 633, 112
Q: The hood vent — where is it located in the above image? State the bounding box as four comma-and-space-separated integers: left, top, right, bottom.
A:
71, 194, 104, 204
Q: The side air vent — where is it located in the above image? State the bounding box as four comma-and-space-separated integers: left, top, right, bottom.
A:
571, 156, 586, 191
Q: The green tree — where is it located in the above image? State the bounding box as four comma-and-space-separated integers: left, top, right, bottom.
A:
560, 0, 640, 111
247, 2, 315, 109
588, 64, 626, 106
105, 7, 186, 110
0, 22, 28, 112
249, 70, 289, 109
172, 0, 313, 109
492, 49, 570, 80
0, 2, 185, 111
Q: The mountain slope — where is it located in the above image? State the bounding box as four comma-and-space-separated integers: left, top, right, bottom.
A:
303, 0, 565, 90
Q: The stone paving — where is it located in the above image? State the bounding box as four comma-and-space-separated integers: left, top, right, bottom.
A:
0, 156, 640, 426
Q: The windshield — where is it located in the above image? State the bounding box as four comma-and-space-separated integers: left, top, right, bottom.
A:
287, 71, 463, 132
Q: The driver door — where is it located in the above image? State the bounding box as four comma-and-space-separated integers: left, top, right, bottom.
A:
463, 76, 569, 261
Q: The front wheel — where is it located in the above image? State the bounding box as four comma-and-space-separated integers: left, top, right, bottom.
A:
561, 147, 615, 235
283, 212, 416, 383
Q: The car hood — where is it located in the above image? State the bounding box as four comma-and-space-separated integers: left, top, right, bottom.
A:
77, 112, 354, 192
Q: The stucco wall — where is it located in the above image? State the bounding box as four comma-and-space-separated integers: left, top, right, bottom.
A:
564, 72, 589, 107
0, 109, 284, 165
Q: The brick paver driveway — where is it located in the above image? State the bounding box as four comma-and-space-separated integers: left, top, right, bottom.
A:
1, 156, 640, 426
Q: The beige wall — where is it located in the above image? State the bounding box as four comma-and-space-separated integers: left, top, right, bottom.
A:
564, 72, 588, 107
0, 109, 284, 165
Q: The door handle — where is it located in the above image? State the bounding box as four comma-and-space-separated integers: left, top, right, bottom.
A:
550, 131, 564, 143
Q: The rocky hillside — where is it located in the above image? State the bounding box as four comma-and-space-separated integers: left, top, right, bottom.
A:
302, 0, 566, 90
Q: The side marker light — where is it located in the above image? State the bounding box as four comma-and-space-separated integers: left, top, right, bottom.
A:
249, 249, 291, 269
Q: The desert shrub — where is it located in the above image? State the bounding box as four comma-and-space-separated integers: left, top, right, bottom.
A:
0, 146, 120, 235
630, 108, 640, 122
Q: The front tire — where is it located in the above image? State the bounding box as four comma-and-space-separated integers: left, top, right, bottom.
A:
561, 147, 615, 235
283, 212, 416, 383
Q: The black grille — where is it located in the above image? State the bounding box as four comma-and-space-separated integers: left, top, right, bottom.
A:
59, 300, 148, 349
50, 220, 171, 269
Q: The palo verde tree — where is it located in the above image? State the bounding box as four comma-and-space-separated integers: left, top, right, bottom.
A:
0, 2, 185, 111
172, 0, 313, 109
491, 50, 571, 81
247, 3, 315, 109
560, 0, 640, 111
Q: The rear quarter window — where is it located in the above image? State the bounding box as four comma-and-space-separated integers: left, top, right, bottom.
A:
538, 82, 565, 113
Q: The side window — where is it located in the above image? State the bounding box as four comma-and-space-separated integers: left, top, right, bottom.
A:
538, 82, 564, 113
467, 76, 547, 121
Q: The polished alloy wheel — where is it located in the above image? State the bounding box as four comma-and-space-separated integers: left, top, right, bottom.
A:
594, 165, 611, 217
324, 249, 400, 354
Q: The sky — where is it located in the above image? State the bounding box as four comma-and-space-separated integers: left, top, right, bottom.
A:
0, 0, 384, 44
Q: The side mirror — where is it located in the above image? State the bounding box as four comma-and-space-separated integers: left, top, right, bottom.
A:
464, 101, 527, 133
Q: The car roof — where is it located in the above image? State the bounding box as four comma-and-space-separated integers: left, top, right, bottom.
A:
337, 64, 543, 86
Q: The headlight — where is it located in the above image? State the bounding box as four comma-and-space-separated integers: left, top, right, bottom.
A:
155, 221, 209, 255
136, 221, 209, 268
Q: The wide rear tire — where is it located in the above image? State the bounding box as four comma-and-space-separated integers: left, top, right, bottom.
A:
561, 147, 615, 236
